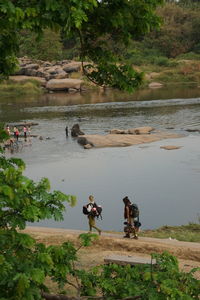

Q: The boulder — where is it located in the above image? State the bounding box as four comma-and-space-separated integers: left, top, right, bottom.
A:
109, 129, 127, 134
15, 64, 40, 75
53, 72, 69, 79
22, 63, 39, 70
63, 62, 81, 73
109, 127, 154, 135
46, 79, 83, 91
71, 124, 85, 137
84, 144, 93, 149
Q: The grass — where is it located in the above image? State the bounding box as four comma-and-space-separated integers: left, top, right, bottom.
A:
140, 223, 200, 243
0, 80, 43, 97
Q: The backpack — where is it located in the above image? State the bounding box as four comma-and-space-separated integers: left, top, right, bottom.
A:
130, 203, 139, 218
83, 203, 102, 219
82, 205, 89, 215
94, 203, 102, 219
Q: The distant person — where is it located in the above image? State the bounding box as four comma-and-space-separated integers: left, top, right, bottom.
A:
83, 195, 102, 235
23, 126, 27, 138
65, 126, 68, 137
13, 126, 17, 138
123, 196, 140, 239
15, 127, 19, 141
5, 125, 10, 136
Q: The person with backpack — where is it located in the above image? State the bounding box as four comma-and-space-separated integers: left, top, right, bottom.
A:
123, 196, 140, 239
83, 195, 102, 235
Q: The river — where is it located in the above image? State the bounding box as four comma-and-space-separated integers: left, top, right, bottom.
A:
1, 86, 200, 231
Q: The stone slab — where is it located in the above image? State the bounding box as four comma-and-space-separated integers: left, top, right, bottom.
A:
104, 255, 156, 266
78, 132, 183, 148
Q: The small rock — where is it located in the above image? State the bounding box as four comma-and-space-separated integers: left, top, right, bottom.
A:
84, 144, 93, 149
160, 145, 181, 150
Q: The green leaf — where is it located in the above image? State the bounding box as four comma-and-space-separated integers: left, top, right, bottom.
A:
79, 233, 98, 247
30, 269, 45, 284
15, 273, 30, 296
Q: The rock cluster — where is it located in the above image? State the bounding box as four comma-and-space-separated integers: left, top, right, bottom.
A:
109, 127, 154, 135
10, 57, 84, 92
77, 127, 183, 149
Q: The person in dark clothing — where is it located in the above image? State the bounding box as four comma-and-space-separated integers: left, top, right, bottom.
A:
65, 126, 68, 137
123, 196, 139, 239
71, 124, 84, 137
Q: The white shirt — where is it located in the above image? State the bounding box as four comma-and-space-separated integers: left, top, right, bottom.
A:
87, 201, 95, 212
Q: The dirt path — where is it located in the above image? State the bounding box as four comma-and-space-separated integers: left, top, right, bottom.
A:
24, 226, 200, 278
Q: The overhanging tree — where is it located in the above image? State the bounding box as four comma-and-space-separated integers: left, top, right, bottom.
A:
0, 0, 163, 91
0, 126, 102, 300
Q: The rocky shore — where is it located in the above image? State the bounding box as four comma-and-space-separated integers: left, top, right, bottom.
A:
10, 57, 85, 93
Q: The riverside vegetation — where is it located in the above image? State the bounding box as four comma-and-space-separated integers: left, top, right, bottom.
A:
2, 1, 200, 95
140, 223, 200, 243
1, 1, 200, 299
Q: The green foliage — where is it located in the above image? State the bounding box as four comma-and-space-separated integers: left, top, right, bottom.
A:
91, 252, 200, 299
79, 233, 98, 247
0, 127, 79, 299
0, 154, 75, 229
0, 0, 163, 91
140, 223, 200, 242
177, 52, 200, 61
0, 80, 43, 97
84, 63, 144, 92
143, 3, 200, 58
19, 29, 63, 61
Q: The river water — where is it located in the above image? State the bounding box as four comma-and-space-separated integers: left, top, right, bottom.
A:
1, 86, 200, 231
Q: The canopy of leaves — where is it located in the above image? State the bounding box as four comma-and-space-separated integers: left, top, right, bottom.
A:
0, 0, 163, 91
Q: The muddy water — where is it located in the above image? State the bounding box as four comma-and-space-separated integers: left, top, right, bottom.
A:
1, 86, 200, 231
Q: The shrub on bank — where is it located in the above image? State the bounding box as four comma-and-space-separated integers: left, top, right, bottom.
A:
0, 80, 43, 97
140, 223, 200, 242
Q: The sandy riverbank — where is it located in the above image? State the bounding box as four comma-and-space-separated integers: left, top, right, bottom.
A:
24, 226, 200, 279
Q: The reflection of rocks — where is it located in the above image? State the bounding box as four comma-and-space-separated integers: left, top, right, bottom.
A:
148, 82, 163, 88
77, 128, 183, 149
160, 145, 182, 150
71, 124, 85, 137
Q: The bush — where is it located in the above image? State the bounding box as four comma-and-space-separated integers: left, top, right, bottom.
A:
177, 52, 200, 60
0, 80, 43, 97
19, 29, 64, 61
